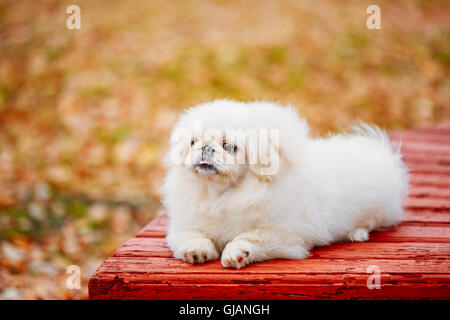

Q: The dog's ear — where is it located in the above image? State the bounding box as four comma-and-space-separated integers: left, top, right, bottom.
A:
246, 129, 281, 182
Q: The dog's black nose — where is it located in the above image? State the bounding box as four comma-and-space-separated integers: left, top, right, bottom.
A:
201, 145, 215, 161
202, 145, 215, 154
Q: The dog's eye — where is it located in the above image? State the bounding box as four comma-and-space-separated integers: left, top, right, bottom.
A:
223, 142, 237, 153
191, 139, 196, 147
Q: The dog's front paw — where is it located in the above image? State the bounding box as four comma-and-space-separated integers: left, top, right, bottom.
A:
175, 238, 219, 264
221, 240, 254, 269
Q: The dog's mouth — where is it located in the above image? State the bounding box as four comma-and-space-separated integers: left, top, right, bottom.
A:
194, 160, 219, 174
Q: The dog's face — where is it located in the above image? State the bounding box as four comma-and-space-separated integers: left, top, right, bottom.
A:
168, 101, 284, 186
188, 129, 247, 183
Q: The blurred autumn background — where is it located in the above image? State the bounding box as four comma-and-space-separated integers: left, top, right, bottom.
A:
0, 0, 449, 299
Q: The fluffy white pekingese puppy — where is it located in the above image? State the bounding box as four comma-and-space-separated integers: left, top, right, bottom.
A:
162, 100, 409, 269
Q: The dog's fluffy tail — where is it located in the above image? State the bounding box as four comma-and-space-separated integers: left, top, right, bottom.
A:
351, 122, 410, 200
350, 122, 392, 149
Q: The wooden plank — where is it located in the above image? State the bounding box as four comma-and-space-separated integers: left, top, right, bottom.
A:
403, 211, 450, 224
369, 225, 450, 243
408, 186, 450, 199
89, 273, 450, 300
136, 224, 167, 238
113, 238, 450, 260
402, 153, 450, 166
400, 143, 450, 156
409, 174, 450, 187
404, 198, 450, 211
407, 163, 450, 175
93, 257, 449, 274
113, 237, 172, 258
90, 272, 450, 286
310, 242, 450, 259
89, 284, 450, 300
136, 216, 168, 238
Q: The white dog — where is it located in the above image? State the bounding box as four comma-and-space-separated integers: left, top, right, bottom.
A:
162, 100, 409, 269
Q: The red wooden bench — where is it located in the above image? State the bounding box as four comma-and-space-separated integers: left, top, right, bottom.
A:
89, 123, 450, 299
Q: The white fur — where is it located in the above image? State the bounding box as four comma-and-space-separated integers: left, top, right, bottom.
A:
162, 100, 409, 268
